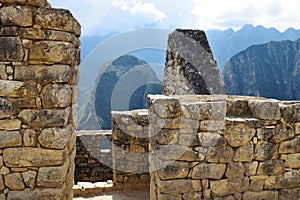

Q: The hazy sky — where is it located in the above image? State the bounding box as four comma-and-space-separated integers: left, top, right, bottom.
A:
48, 0, 300, 36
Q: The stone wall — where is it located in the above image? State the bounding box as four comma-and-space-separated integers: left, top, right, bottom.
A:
0, 1, 80, 199
111, 110, 150, 189
148, 94, 300, 200
75, 130, 113, 183
163, 29, 225, 96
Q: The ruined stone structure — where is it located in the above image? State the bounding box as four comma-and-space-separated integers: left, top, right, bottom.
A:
148, 94, 300, 199
75, 130, 112, 183
163, 29, 226, 95
0, 0, 80, 199
111, 110, 150, 189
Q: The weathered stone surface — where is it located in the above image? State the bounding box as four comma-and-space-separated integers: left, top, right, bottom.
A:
279, 136, 300, 154
249, 180, 265, 192
4, 173, 25, 190
0, 166, 10, 175
206, 146, 234, 163
265, 170, 300, 189
158, 161, 189, 180
0, 0, 50, 7
0, 6, 32, 26
0, 131, 22, 148
211, 177, 249, 197
0, 80, 38, 98
0, 65, 7, 80
8, 98, 36, 108
254, 141, 278, 161
29, 41, 75, 65
37, 163, 68, 187
224, 120, 256, 147
243, 191, 279, 200
155, 129, 178, 145
14, 65, 72, 83
7, 188, 64, 200
280, 103, 300, 123
0, 37, 24, 61
35, 7, 81, 36
225, 162, 245, 179
0, 98, 15, 119
0, 119, 21, 131
249, 100, 280, 120
200, 120, 225, 131
158, 193, 182, 200
18, 107, 70, 127
257, 127, 274, 140
23, 129, 37, 147
183, 192, 202, 200
38, 125, 73, 149
0, 156, 3, 168
285, 153, 300, 168
0, 194, 5, 200
159, 179, 201, 194
197, 132, 226, 147
295, 123, 300, 135
280, 188, 300, 200
271, 124, 294, 143
3, 148, 64, 167
151, 97, 181, 118
0, 175, 4, 191
178, 133, 199, 146
191, 163, 226, 179
41, 84, 72, 108
156, 145, 198, 161
21, 170, 37, 189
257, 160, 285, 175
234, 142, 254, 162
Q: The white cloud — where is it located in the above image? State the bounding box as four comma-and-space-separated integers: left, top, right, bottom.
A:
48, 0, 300, 36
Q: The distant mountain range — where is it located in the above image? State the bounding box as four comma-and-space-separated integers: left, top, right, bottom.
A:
77, 55, 162, 130
223, 38, 300, 100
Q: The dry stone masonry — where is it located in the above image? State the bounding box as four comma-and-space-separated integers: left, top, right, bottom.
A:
163, 29, 226, 96
148, 94, 300, 200
111, 109, 150, 190
0, 0, 80, 199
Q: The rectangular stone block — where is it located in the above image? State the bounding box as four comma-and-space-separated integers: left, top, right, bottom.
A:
4, 147, 65, 167
295, 123, 300, 135
0, 80, 38, 98
37, 163, 69, 188
0, 119, 22, 131
191, 163, 226, 179
265, 170, 300, 189
0, 65, 7, 80
0, 131, 22, 148
249, 100, 280, 120
158, 179, 201, 194
7, 187, 64, 200
243, 191, 279, 200
14, 65, 72, 83
285, 153, 300, 168
0, 97, 15, 119
211, 177, 249, 197
0, 37, 24, 62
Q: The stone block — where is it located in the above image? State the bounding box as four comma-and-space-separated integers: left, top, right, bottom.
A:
21, 170, 37, 189
14, 65, 72, 83
158, 179, 201, 194
3, 147, 64, 167
280, 104, 300, 123
211, 177, 249, 197
157, 161, 189, 180
41, 84, 72, 108
254, 141, 278, 161
271, 124, 295, 143
37, 163, 69, 188
0, 6, 32, 26
280, 188, 300, 200
4, 173, 25, 190
257, 160, 285, 175
0, 0, 50, 7
183, 192, 202, 200
18, 107, 70, 127
225, 162, 245, 179
0, 80, 38, 98
0, 65, 7, 80
23, 129, 37, 147
8, 98, 36, 108
295, 123, 300, 135
249, 100, 280, 120
178, 133, 199, 146
35, 7, 81, 36
224, 119, 256, 147
29, 41, 75, 65
249, 180, 265, 192
285, 153, 300, 168
243, 191, 278, 200
158, 193, 182, 200
257, 127, 274, 140
0, 131, 22, 148
265, 169, 300, 189
0, 156, 3, 168
0, 37, 24, 61
38, 125, 72, 149
191, 163, 226, 179
155, 129, 178, 145
0, 98, 15, 119
200, 120, 225, 131
151, 97, 181, 118
0, 119, 21, 131
198, 132, 226, 147
0, 175, 4, 191
155, 145, 199, 161
279, 136, 300, 154
206, 146, 234, 163
7, 187, 64, 200
234, 142, 254, 162
0, 194, 4, 200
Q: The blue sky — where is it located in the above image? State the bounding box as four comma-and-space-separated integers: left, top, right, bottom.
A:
48, 0, 300, 36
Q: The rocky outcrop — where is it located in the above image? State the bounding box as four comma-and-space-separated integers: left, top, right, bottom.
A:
223, 39, 300, 100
